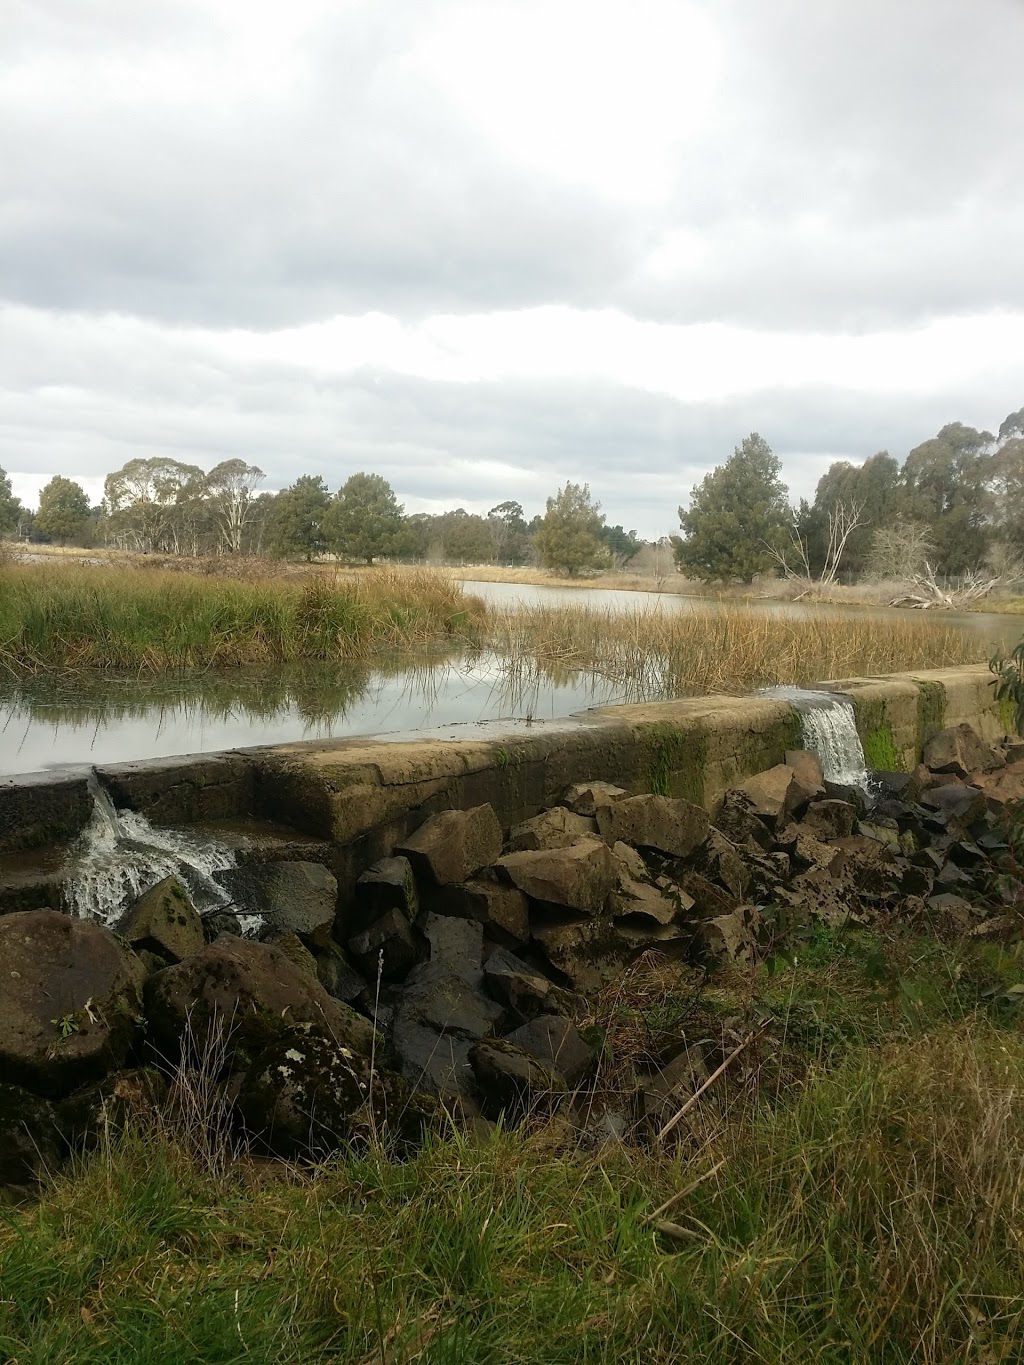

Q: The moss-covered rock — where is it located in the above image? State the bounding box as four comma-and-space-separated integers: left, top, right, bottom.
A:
117, 875, 203, 964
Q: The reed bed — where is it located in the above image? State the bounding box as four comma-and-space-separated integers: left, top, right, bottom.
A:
484, 601, 989, 699
0, 563, 484, 673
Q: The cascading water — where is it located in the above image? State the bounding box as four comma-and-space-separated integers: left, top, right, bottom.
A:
64, 770, 255, 930
760, 687, 869, 789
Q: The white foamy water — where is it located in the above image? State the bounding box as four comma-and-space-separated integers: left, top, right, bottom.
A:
760, 686, 869, 789
64, 773, 256, 930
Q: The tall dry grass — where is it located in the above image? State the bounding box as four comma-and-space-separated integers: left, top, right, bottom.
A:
484, 600, 988, 699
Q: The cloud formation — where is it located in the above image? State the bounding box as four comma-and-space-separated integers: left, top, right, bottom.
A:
2, 0, 1023, 536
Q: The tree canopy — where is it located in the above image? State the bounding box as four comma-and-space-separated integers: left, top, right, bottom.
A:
673, 433, 792, 583
35, 476, 91, 546
0, 465, 22, 536
534, 483, 609, 577
267, 475, 330, 560
327, 472, 404, 564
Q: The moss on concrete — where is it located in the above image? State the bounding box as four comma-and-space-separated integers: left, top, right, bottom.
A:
643, 723, 708, 804
863, 722, 903, 771
915, 680, 947, 748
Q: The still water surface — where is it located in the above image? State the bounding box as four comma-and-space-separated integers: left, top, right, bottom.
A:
1, 581, 1018, 777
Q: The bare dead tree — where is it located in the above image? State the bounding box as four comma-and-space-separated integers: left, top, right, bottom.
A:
767, 498, 866, 594
889, 562, 1001, 609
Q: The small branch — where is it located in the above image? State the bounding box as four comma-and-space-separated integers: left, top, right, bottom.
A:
656, 1027, 767, 1143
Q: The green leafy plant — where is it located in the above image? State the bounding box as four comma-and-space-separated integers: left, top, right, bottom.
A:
51, 1013, 81, 1039
991, 639, 1024, 736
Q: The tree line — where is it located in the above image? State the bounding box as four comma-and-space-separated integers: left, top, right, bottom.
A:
1, 402, 1021, 582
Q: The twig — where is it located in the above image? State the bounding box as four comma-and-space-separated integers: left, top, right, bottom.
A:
656, 1027, 767, 1143
644, 1158, 727, 1223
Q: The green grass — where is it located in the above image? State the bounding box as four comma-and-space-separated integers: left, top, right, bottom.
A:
0, 564, 484, 673
5, 927, 1024, 1363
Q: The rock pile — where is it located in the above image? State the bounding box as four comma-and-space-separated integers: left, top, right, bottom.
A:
2, 724, 1022, 1188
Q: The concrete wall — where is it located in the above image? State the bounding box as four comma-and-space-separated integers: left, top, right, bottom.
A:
0, 666, 1004, 881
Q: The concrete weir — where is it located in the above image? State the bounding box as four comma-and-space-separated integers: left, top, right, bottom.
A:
0, 665, 1005, 900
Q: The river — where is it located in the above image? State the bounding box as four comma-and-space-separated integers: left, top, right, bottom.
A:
1, 581, 1019, 777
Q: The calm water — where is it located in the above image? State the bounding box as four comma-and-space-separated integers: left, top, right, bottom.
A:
1, 581, 1019, 777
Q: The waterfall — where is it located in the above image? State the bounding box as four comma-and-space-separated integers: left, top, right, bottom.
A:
760, 687, 869, 789
64, 770, 254, 930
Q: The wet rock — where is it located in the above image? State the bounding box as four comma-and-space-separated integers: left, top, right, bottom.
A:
507, 807, 597, 852
482, 948, 572, 1025
504, 1015, 597, 1088
419, 912, 484, 986
923, 724, 1003, 778
216, 860, 338, 938
200, 907, 242, 942
468, 1040, 565, 1119
397, 804, 502, 886
801, 799, 858, 841
0, 1083, 62, 1187
235, 1023, 433, 1158
392, 970, 502, 1111
313, 944, 368, 1006
117, 876, 204, 964
497, 837, 617, 913
144, 934, 377, 1068
563, 781, 628, 817
735, 765, 814, 829
354, 856, 418, 928
785, 749, 824, 791
0, 910, 146, 1099
595, 794, 710, 858
871, 770, 924, 804
438, 875, 530, 945
347, 908, 419, 982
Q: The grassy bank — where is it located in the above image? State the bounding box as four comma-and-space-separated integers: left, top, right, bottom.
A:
0, 564, 484, 673
4, 928, 1024, 1362
488, 601, 988, 700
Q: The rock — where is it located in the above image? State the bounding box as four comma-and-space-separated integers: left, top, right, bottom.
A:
437, 875, 530, 945
503, 1015, 597, 1088
677, 871, 738, 920
135, 949, 170, 976
563, 781, 628, 816
468, 1040, 565, 1119
640, 1047, 709, 1129
482, 948, 571, 1024
785, 749, 824, 790
497, 838, 617, 913
611, 875, 680, 926
612, 841, 649, 881
0, 1083, 62, 1187
117, 876, 204, 964
0, 910, 146, 1099
215, 860, 338, 938
923, 724, 1004, 778
532, 916, 629, 993
507, 807, 596, 852
919, 784, 988, 833
595, 794, 710, 858
786, 830, 845, 875
347, 908, 419, 982
396, 805, 503, 886
313, 944, 367, 1006
144, 934, 377, 1068
58, 1067, 168, 1150
257, 928, 319, 980
871, 770, 925, 803
354, 856, 418, 928
735, 765, 814, 829
235, 1023, 433, 1158
419, 912, 484, 986
686, 829, 750, 899
801, 799, 858, 840
696, 905, 761, 962
971, 759, 1024, 806
392, 971, 503, 1110
200, 907, 242, 942
713, 790, 775, 851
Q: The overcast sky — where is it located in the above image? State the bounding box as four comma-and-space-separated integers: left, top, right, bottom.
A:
3, 0, 1023, 538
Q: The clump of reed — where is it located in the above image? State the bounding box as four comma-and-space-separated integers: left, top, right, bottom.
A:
0, 563, 484, 673
484, 600, 988, 699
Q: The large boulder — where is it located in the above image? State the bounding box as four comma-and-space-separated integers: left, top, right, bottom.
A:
563, 781, 628, 817
531, 916, 628, 993
419, 912, 485, 986
235, 1023, 433, 1158
144, 935, 376, 1070
482, 948, 573, 1024
391, 969, 502, 1111
117, 877, 204, 964
507, 808, 597, 852
396, 805, 502, 886
735, 766, 814, 829
347, 908, 419, 982
784, 749, 824, 791
437, 875, 530, 945
215, 860, 338, 938
685, 829, 750, 899
503, 1015, 597, 1088
353, 856, 418, 929
0, 910, 146, 1098
713, 790, 775, 851
923, 724, 1004, 779
611, 875, 680, 927
496, 837, 617, 912
596, 795, 709, 858
468, 1040, 565, 1120
801, 799, 858, 841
